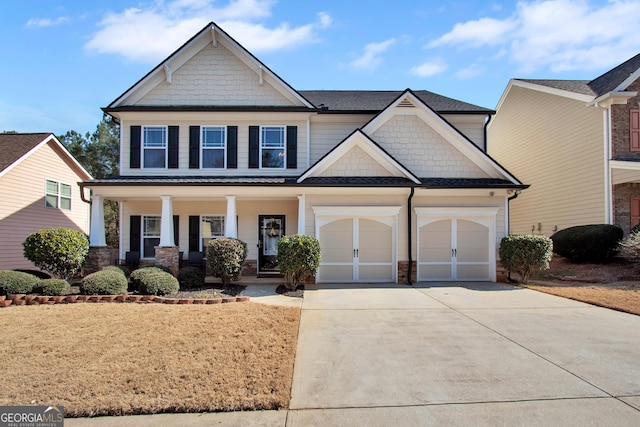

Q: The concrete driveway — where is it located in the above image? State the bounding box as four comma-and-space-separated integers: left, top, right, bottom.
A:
288, 282, 640, 426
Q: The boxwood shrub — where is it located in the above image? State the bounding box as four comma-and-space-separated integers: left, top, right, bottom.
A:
37, 278, 71, 296
130, 266, 172, 291
550, 224, 623, 262
499, 234, 553, 284
80, 270, 128, 295
22, 227, 89, 280
0, 270, 39, 295
206, 238, 248, 287
177, 266, 204, 290
102, 265, 130, 277
138, 271, 179, 296
277, 234, 321, 290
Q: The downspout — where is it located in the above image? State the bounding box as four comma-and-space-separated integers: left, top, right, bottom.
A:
598, 103, 613, 224
407, 186, 415, 285
483, 114, 493, 152
79, 182, 91, 204
506, 190, 520, 283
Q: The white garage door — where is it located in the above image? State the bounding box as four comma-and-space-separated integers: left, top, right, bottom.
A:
416, 207, 499, 282
314, 206, 400, 283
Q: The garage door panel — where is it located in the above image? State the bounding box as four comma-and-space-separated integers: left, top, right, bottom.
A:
320, 219, 353, 263
457, 220, 489, 263
419, 220, 452, 263
358, 264, 393, 281
359, 219, 392, 263
319, 265, 354, 282
457, 264, 489, 280
419, 264, 452, 280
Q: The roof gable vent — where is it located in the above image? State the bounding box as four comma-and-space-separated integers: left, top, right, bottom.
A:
398, 98, 415, 108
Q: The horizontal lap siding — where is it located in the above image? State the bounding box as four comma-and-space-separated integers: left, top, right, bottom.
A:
488, 86, 604, 236
308, 115, 373, 164
0, 143, 90, 270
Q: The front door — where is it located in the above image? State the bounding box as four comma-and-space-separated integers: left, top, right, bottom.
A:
258, 215, 285, 273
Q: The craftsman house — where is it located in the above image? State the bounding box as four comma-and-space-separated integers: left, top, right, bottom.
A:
0, 133, 92, 270
488, 53, 640, 236
82, 22, 526, 283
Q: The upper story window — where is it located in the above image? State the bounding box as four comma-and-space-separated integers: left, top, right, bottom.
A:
45, 179, 71, 210
201, 127, 226, 168
631, 109, 640, 152
261, 126, 285, 169
143, 126, 167, 168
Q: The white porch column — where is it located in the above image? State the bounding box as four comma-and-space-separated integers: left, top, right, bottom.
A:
225, 196, 237, 238
159, 196, 175, 246
89, 195, 106, 246
297, 195, 306, 235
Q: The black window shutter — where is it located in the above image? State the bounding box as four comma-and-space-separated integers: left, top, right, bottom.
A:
130, 126, 141, 169
287, 126, 297, 169
130, 215, 141, 252
227, 126, 238, 169
173, 215, 179, 247
248, 125, 259, 168
188, 215, 200, 252
189, 126, 200, 169
168, 126, 179, 168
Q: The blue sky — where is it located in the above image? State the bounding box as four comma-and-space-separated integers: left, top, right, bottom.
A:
3, 0, 640, 136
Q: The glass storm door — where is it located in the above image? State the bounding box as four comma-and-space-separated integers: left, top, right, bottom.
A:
258, 215, 285, 272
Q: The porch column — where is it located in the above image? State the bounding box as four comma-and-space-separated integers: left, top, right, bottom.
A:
159, 195, 174, 246
225, 196, 237, 238
89, 195, 106, 246
297, 195, 306, 235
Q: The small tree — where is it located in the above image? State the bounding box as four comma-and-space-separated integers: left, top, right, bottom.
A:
206, 238, 248, 287
23, 227, 89, 280
277, 234, 321, 291
499, 234, 553, 284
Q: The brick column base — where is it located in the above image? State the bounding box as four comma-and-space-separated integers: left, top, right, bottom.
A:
85, 247, 118, 275
155, 246, 180, 276
397, 261, 417, 284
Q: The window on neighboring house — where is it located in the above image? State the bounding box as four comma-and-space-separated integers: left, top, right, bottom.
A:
143, 126, 167, 168
201, 215, 225, 250
45, 180, 71, 210
201, 126, 226, 168
261, 126, 285, 168
142, 216, 161, 258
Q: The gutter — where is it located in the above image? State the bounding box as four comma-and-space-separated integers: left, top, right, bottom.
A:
407, 186, 415, 285
483, 114, 492, 152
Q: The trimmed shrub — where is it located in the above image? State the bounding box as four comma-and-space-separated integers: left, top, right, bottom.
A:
23, 227, 89, 280
151, 264, 173, 274
130, 267, 171, 291
206, 238, 248, 287
38, 278, 70, 296
13, 269, 51, 280
102, 265, 130, 277
0, 270, 39, 295
277, 234, 321, 291
80, 270, 128, 295
550, 224, 623, 262
138, 272, 179, 296
177, 266, 204, 290
499, 234, 553, 284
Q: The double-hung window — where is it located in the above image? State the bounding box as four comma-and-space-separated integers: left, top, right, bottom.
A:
45, 180, 71, 210
261, 126, 285, 169
142, 216, 161, 258
201, 215, 225, 250
143, 126, 167, 168
201, 126, 226, 168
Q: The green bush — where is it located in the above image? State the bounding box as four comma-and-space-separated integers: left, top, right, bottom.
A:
37, 278, 70, 296
177, 266, 204, 290
13, 269, 51, 279
277, 234, 321, 290
138, 271, 179, 296
23, 227, 89, 280
499, 234, 553, 284
550, 224, 623, 262
80, 270, 128, 295
130, 267, 171, 291
102, 265, 130, 277
0, 270, 39, 295
206, 238, 248, 287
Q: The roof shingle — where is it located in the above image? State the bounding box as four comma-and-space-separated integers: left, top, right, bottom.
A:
0, 133, 52, 173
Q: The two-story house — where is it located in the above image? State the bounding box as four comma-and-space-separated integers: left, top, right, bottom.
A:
82, 22, 526, 283
488, 53, 640, 236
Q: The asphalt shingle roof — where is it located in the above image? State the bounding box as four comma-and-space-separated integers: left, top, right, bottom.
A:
517, 79, 594, 96
588, 53, 640, 96
0, 133, 51, 173
298, 90, 494, 113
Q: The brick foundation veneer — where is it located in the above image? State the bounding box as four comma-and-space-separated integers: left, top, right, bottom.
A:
84, 247, 118, 275
397, 261, 417, 284
155, 246, 180, 276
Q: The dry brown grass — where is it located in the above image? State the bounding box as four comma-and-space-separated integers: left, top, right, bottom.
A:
0, 303, 300, 417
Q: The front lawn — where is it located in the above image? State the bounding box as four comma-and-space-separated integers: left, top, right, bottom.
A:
0, 303, 300, 417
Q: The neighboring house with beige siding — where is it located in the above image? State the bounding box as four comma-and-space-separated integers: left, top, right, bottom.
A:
488, 53, 640, 236
0, 133, 92, 270
82, 22, 525, 283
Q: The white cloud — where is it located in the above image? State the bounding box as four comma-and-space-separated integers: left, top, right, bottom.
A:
410, 58, 448, 77
455, 64, 484, 79
25, 16, 69, 28
427, 0, 640, 73
85, 0, 331, 62
349, 38, 396, 70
